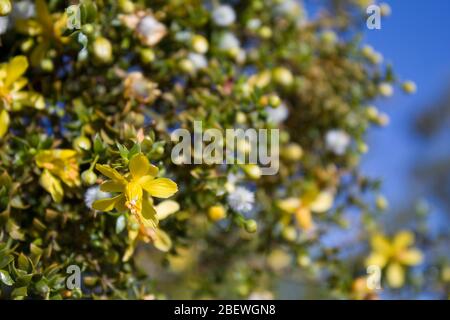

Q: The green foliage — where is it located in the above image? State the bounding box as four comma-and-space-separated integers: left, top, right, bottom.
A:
0, 0, 444, 300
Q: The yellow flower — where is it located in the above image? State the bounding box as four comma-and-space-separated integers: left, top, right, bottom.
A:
92, 153, 178, 229
277, 188, 334, 231
35, 149, 81, 202
15, 0, 69, 66
365, 231, 423, 288
0, 56, 44, 137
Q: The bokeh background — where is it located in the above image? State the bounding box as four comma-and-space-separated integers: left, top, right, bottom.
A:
362, 0, 450, 298
277, 0, 450, 299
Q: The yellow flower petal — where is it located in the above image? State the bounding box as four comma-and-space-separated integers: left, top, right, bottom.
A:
11, 77, 28, 92
122, 243, 136, 262
147, 164, 159, 177
295, 207, 314, 231
155, 200, 180, 220
129, 153, 150, 178
39, 169, 63, 203
139, 197, 158, 228
5, 56, 28, 88
92, 194, 123, 212
365, 252, 388, 268
393, 230, 415, 251
100, 180, 124, 193
14, 91, 45, 110
371, 234, 392, 254
398, 248, 423, 266
277, 198, 301, 214
114, 194, 128, 212
35, 0, 53, 30
96, 164, 126, 182
0, 109, 10, 138
141, 178, 178, 198
386, 262, 405, 288
125, 181, 143, 203
153, 228, 172, 252
310, 191, 334, 213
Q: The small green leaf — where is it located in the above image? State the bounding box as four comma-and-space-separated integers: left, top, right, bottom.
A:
0, 269, 14, 286
18, 253, 30, 271
93, 134, 105, 154
11, 286, 27, 299
35, 278, 49, 294
128, 143, 141, 159
0, 254, 14, 269
117, 143, 129, 160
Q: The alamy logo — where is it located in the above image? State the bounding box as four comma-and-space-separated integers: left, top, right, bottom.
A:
366, 5, 381, 30
66, 264, 81, 290
66, 5, 81, 30
366, 265, 382, 290
171, 121, 279, 175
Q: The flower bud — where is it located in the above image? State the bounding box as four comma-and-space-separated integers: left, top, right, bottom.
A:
357, 141, 369, 154
235, 111, 247, 124
208, 205, 226, 221
402, 81, 417, 94
297, 254, 311, 267
20, 38, 34, 52
380, 3, 391, 17
0, 0, 11, 17
191, 35, 209, 54
140, 48, 155, 64
93, 37, 113, 63
258, 94, 281, 108
366, 106, 379, 121
321, 30, 337, 44
268, 94, 281, 108
377, 112, 390, 126
81, 24, 94, 35
282, 226, 297, 242
155, 145, 165, 156
81, 170, 97, 185
41, 59, 54, 72
272, 67, 294, 87
376, 195, 388, 211
244, 219, 258, 233
178, 58, 195, 74
119, 0, 134, 13
281, 143, 303, 161
242, 164, 262, 180
378, 82, 394, 97
258, 26, 272, 39
73, 136, 92, 151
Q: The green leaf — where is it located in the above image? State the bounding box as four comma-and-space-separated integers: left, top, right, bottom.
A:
80, 1, 97, 24
93, 134, 105, 154
117, 143, 129, 160
0, 254, 14, 269
0, 269, 14, 286
18, 253, 30, 272
11, 286, 27, 299
35, 278, 49, 294
128, 143, 141, 160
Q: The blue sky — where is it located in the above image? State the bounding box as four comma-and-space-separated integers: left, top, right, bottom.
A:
362, 0, 450, 219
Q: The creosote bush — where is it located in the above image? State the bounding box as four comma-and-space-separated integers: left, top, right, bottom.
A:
0, 0, 439, 300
